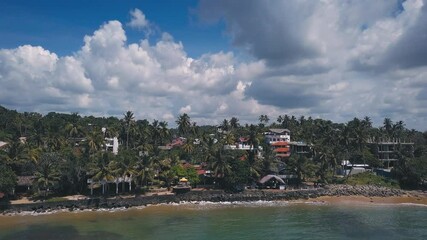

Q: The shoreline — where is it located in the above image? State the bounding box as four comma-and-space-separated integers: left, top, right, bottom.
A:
1, 196, 426, 217
1, 185, 426, 216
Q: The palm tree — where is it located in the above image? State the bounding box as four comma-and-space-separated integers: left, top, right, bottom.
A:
45, 133, 65, 152
85, 130, 103, 156
246, 150, 261, 181
363, 116, 372, 128
4, 139, 28, 165
211, 149, 232, 184
176, 113, 191, 137
27, 147, 41, 164
159, 121, 170, 145
221, 119, 230, 132
158, 158, 177, 189
349, 117, 368, 154
383, 118, 393, 137
136, 119, 151, 146
201, 133, 219, 164
248, 124, 261, 150
118, 151, 138, 193
65, 122, 82, 139
277, 115, 284, 125
135, 155, 156, 187
224, 132, 236, 145
393, 120, 405, 139
230, 117, 240, 130
29, 121, 45, 148
89, 152, 115, 195
34, 153, 61, 197
182, 138, 195, 154
258, 115, 269, 126
123, 111, 135, 149
109, 160, 122, 195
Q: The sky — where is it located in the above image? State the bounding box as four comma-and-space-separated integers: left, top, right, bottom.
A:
0, 0, 426, 130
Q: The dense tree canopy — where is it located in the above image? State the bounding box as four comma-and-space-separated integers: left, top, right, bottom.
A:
0, 104, 426, 197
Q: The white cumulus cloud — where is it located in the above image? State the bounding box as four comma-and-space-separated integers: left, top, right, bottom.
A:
1, 2, 427, 130
127, 8, 150, 29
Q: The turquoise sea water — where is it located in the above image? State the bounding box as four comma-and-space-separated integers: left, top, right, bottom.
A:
0, 202, 426, 240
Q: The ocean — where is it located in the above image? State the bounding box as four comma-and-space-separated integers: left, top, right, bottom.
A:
0, 201, 426, 239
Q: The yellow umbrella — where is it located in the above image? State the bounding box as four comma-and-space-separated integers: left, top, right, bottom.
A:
179, 177, 188, 182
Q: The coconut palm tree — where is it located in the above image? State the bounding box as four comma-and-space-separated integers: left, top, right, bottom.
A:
246, 150, 262, 181
4, 139, 28, 165
288, 155, 317, 183
224, 132, 236, 145
122, 111, 135, 149
182, 138, 195, 154
221, 119, 230, 132
135, 119, 152, 149
89, 152, 115, 195
135, 155, 156, 187
393, 120, 405, 139
116, 150, 138, 193
65, 122, 83, 139
258, 115, 269, 127
45, 133, 65, 152
176, 113, 191, 137
230, 117, 240, 130
27, 147, 41, 164
211, 149, 232, 184
159, 121, 170, 145
200, 133, 219, 164
383, 118, 393, 137
34, 153, 61, 197
153, 120, 162, 147
85, 129, 103, 156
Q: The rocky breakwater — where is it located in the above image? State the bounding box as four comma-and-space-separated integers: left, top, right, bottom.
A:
322, 185, 404, 197
178, 185, 404, 203
0, 185, 407, 214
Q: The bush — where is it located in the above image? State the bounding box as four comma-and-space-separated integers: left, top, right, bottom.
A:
344, 172, 400, 188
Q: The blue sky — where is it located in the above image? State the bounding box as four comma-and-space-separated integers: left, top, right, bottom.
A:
1, 0, 427, 130
0, 0, 229, 57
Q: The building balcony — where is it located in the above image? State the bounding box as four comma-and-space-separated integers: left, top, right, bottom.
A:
274, 148, 290, 152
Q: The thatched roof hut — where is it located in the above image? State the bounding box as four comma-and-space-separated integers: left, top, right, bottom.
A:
259, 175, 285, 185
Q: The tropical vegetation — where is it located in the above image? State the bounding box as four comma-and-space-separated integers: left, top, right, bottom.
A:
0, 105, 426, 199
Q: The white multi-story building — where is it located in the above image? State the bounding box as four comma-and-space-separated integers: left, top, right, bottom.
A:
105, 137, 119, 155
264, 129, 291, 144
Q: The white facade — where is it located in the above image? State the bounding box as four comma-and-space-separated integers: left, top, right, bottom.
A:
105, 137, 119, 155
265, 129, 291, 144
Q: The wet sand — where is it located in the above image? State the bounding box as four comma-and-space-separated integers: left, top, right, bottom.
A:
310, 192, 427, 205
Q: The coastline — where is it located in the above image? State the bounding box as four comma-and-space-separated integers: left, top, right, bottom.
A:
1, 185, 426, 216
309, 195, 427, 206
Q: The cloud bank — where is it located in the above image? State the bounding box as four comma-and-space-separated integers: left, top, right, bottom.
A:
197, 0, 427, 129
1, 3, 427, 130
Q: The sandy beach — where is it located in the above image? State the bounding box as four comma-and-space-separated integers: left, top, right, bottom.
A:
311, 191, 427, 205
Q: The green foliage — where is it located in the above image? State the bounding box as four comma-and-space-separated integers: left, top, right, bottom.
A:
288, 155, 317, 182
223, 157, 251, 192
0, 164, 17, 193
1, 104, 427, 197
186, 167, 200, 186
345, 172, 400, 188
171, 165, 200, 186
34, 153, 62, 196
350, 148, 382, 168
393, 155, 427, 188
